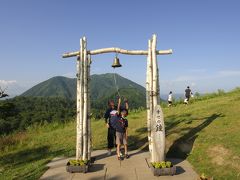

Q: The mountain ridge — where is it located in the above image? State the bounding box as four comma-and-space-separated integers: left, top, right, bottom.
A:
21, 73, 146, 109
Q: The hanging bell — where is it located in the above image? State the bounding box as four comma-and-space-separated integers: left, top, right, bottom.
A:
112, 57, 122, 68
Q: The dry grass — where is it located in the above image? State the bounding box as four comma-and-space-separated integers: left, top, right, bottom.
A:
0, 132, 28, 151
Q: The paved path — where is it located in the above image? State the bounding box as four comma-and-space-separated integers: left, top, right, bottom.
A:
40, 150, 199, 180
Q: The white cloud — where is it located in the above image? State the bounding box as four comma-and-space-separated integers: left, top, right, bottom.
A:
218, 70, 240, 77
0, 80, 17, 86
0, 80, 26, 97
191, 82, 196, 87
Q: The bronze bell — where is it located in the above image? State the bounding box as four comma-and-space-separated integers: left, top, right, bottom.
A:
112, 57, 122, 68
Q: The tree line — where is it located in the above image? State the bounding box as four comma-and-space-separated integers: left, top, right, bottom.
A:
0, 94, 146, 135
0, 97, 76, 135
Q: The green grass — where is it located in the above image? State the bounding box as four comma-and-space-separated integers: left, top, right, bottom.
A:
165, 89, 240, 179
0, 111, 148, 180
1, 89, 240, 179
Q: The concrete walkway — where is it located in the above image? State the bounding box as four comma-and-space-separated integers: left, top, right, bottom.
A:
40, 150, 199, 180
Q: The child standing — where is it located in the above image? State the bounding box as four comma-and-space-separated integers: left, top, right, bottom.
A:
113, 98, 129, 160
115, 109, 129, 160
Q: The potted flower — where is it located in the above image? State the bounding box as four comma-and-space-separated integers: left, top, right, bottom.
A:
150, 161, 176, 176
66, 159, 90, 173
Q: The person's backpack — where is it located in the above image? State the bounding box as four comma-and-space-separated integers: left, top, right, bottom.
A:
110, 115, 119, 128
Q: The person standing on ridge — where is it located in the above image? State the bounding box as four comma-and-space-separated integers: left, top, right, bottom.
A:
185, 86, 192, 104
168, 91, 173, 107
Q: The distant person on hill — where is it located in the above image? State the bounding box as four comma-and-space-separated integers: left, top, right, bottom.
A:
184, 86, 192, 104
168, 91, 173, 107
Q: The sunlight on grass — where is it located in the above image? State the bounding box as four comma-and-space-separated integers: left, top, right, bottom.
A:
0, 89, 240, 179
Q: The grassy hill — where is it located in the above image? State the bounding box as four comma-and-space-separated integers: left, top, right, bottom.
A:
0, 88, 240, 179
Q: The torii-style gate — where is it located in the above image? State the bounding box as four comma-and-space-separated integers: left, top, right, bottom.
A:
62, 34, 172, 162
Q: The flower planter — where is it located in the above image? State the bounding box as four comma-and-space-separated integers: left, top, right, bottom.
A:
66, 164, 89, 173
66, 160, 90, 173
151, 165, 176, 176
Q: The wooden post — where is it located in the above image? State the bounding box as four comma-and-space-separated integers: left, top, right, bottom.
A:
82, 37, 88, 160
80, 38, 85, 160
76, 55, 81, 160
157, 66, 165, 161
76, 38, 84, 160
157, 67, 160, 104
152, 105, 165, 162
151, 34, 166, 162
87, 54, 91, 161
152, 34, 158, 109
146, 39, 153, 155
151, 34, 157, 162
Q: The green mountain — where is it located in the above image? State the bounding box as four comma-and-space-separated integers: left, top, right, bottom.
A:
21, 76, 76, 99
21, 73, 146, 109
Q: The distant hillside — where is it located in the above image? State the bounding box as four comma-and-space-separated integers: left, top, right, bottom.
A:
21, 76, 76, 99
21, 73, 146, 109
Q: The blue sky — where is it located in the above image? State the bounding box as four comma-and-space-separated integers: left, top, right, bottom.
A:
0, 0, 240, 96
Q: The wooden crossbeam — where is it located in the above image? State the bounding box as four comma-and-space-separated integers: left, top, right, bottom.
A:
62, 48, 172, 58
